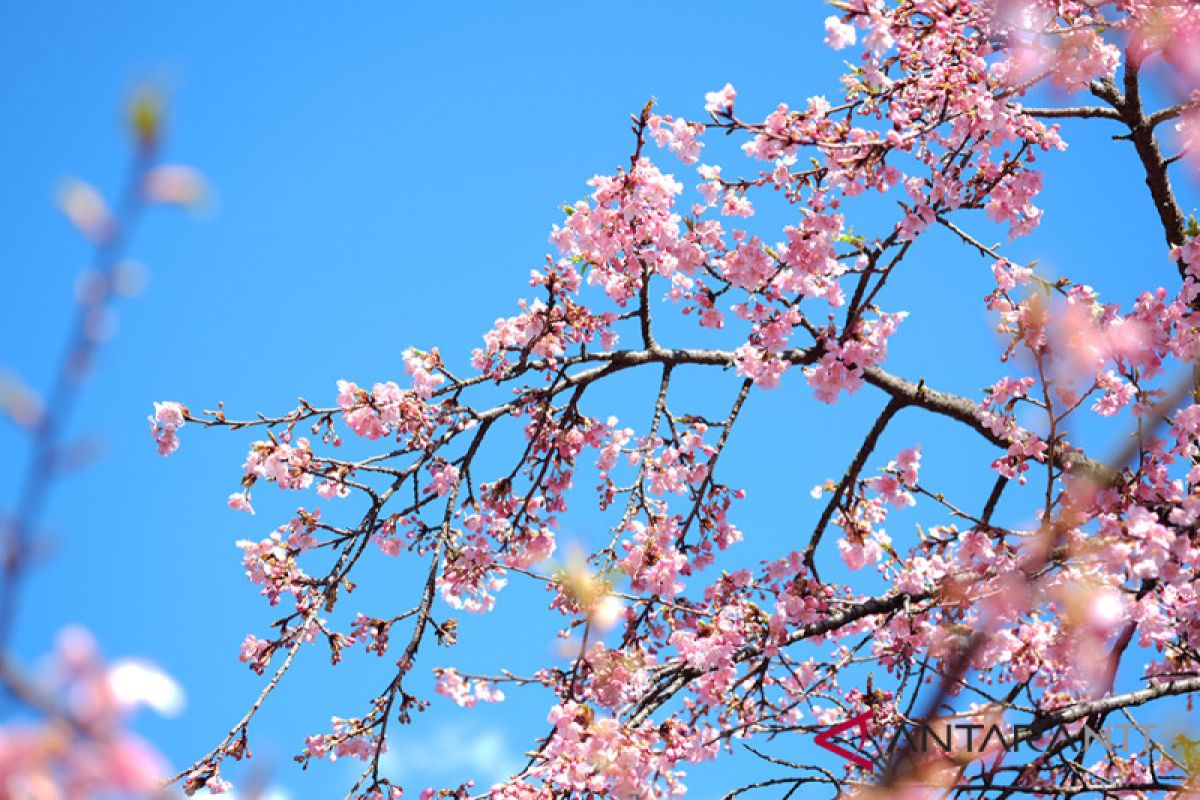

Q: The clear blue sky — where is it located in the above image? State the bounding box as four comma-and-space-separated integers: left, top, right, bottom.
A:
2, 3, 1196, 797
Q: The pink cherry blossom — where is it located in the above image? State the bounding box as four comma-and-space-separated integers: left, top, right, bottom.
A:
227, 491, 254, 514
149, 400, 186, 455
824, 15, 857, 50
703, 83, 736, 114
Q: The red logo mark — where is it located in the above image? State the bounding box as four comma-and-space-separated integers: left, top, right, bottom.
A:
814, 711, 873, 770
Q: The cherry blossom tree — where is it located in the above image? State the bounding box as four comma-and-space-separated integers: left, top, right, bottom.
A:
10, 1, 1200, 799
157, 2, 1200, 798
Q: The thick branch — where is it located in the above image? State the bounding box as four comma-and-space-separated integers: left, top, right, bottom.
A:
1022, 105, 1121, 121
1029, 675, 1200, 735
860, 366, 1113, 483
1092, 66, 1187, 257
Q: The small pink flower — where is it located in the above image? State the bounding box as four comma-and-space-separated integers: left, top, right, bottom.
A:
58, 179, 114, 242
649, 116, 704, 164
153, 401, 186, 429
317, 476, 350, 499
699, 307, 724, 329
428, 463, 459, 497
149, 401, 187, 456
206, 776, 233, 794
143, 165, 207, 208
824, 15, 857, 51
703, 82, 736, 114
721, 192, 755, 217
895, 446, 921, 486
403, 348, 445, 400
227, 492, 254, 514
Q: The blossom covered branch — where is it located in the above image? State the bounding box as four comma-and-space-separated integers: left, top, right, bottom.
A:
155, 3, 1200, 799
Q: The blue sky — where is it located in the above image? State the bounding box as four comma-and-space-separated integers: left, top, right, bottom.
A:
2, 3, 1198, 797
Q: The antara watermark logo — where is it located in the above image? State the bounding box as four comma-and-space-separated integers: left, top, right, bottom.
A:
814, 712, 1200, 771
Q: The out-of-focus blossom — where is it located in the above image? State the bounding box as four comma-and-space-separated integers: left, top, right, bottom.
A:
0, 627, 174, 797
144, 165, 208, 209
57, 179, 114, 243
